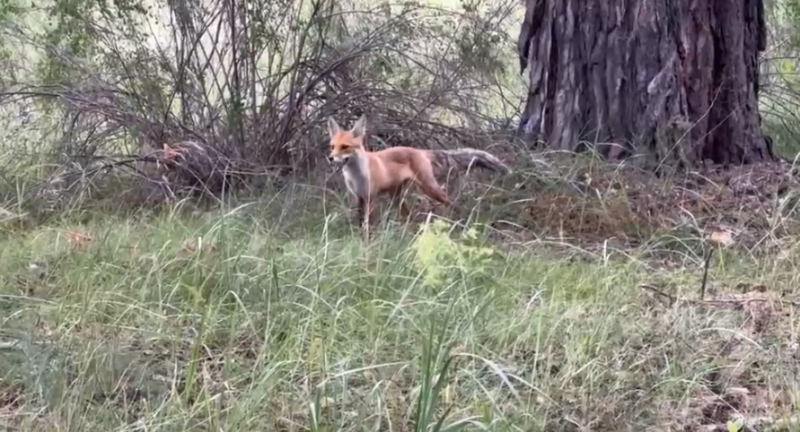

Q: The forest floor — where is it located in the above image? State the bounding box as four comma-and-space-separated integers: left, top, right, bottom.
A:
0, 152, 799, 431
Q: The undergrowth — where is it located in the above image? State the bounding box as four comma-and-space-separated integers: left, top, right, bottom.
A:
0, 177, 799, 432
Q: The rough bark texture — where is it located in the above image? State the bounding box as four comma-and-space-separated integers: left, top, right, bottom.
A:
517, 0, 772, 168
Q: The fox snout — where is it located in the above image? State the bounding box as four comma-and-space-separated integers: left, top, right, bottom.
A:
327, 153, 352, 164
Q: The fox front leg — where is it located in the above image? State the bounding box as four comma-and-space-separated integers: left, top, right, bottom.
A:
357, 196, 376, 227
350, 194, 362, 226
354, 196, 368, 226
356, 196, 376, 240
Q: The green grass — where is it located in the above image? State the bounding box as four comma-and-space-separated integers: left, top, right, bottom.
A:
0, 184, 798, 431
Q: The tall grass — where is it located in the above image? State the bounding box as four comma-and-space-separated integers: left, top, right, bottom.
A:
0, 182, 798, 431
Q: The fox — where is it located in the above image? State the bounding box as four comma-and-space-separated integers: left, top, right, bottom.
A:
327, 114, 511, 230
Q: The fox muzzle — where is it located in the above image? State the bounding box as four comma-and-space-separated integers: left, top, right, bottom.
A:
328, 154, 352, 164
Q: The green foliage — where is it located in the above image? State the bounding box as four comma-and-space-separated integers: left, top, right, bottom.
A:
784, 0, 800, 44
0, 0, 22, 20
759, 0, 800, 157
453, 1, 506, 79
411, 219, 496, 288
33, 0, 150, 85
726, 419, 743, 432
0, 0, 23, 65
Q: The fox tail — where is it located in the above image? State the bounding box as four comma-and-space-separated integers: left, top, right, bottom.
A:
430, 148, 512, 175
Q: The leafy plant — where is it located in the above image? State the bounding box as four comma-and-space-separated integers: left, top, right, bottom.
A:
411, 219, 496, 288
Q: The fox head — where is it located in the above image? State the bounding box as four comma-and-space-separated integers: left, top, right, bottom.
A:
327, 115, 367, 164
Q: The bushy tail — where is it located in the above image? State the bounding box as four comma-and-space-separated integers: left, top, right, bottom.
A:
431, 148, 512, 175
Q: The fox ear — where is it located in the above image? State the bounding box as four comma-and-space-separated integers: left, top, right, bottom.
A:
327, 117, 340, 138
351, 115, 367, 138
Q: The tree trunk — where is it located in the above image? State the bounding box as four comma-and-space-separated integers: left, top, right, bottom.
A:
517, 0, 773, 168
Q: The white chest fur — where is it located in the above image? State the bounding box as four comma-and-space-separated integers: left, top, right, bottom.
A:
341, 154, 370, 199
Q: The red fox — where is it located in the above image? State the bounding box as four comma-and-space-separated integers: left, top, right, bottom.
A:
327, 115, 511, 230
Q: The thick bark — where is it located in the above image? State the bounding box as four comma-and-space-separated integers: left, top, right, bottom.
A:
517, 0, 772, 168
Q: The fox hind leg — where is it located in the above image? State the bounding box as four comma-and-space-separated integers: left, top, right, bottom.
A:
413, 171, 454, 221
415, 174, 453, 207
389, 184, 413, 222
